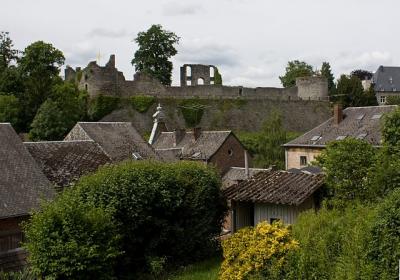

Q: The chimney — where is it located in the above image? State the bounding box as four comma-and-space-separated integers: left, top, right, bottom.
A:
148, 104, 167, 145
244, 151, 249, 179
173, 128, 186, 147
193, 127, 202, 141
333, 104, 343, 125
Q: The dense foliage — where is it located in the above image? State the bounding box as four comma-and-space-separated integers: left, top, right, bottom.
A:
130, 95, 156, 113
214, 68, 223, 85
0, 94, 20, 127
382, 107, 400, 147
24, 192, 122, 279
131, 24, 179, 86
316, 138, 377, 206
320, 62, 335, 94
220, 222, 299, 280
333, 74, 377, 107
29, 83, 87, 140
87, 94, 120, 121
179, 99, 207, 128
279, 60, 314, 88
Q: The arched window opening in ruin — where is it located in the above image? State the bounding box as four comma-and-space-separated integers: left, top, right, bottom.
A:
85, 84, 88, 91
186, 66, 191, 77
210, 66, 215, 78
197, 78, 205, 85
187, 80, 192, 86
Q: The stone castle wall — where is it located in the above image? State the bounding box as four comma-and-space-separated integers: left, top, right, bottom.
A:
65, 55, 329, 101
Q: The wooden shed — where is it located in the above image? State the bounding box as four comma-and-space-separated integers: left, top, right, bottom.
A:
223, 169, 324, 232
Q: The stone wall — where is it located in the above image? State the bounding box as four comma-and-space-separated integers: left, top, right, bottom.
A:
101, 98, 331, 135
66, 55, 329, 101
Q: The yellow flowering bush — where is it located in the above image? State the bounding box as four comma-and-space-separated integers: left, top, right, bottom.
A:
219, 221, 299, 280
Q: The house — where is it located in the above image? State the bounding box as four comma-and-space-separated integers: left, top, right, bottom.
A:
0, 123, 55, 271
65, 122, 163, 162
150, 105, 250, 174
283, 104, 397, 170
372, 66, 400, 105
24, 140, 112, 189
223, 169, 324, 232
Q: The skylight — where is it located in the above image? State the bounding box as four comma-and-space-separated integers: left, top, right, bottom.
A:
371, 114, 382, 119
356, 114, 365, 120
356, 133, 367, 139
132, 152, 143, 160
336, 135, 347, 140
310, 135, 321, 141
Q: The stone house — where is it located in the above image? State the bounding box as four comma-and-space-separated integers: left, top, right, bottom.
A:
0, 124, 55, 271
284, 105, 397, 170
371, 66, 400, 105
223, 169, 324, 232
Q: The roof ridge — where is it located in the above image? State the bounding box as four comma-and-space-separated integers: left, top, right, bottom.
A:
24, 140, 96, 144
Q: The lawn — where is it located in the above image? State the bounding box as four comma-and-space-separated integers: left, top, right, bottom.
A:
168, 257, 221, 280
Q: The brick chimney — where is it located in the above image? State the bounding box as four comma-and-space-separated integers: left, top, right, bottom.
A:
173, 128, 186, 147
333, 104, 343, 125
193, 127, 202, 141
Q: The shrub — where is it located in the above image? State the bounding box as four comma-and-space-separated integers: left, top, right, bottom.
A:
23, 191, 122, 279
0, 94, 20, 128
219, 222, 299, 280
179, 99, 206, 128
367, 189, 400, 280
87, 94, 120, 121
130, 95, 156, 113
285, 205, 376, 280
74, 160, 227, 275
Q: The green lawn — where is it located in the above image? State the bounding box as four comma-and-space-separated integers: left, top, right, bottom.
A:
168, 257, 221, 280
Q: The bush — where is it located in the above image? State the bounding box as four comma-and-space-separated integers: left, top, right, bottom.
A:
367, 189, 400, 280
0, 94, 20, 128
74, 160, 227, 275
179, 99, 206, 128
130, 95, 156, 113
87, 94, 120, 121
23, 191, 122, 279
285, 205, 376, 280
219, 222, 299, 280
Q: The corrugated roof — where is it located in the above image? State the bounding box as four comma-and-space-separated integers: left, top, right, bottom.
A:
223, 170, 324, 206
65, 122, 161, 162
284, 106, 397, 147
24, 140, 112, 188
0, 123, 55, 219
373, 66, 400, 92
153, 131, 232, 160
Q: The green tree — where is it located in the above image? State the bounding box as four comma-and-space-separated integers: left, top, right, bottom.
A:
255, 111, 288, 169
279, 60, 314, 88
131, 24, 179, 86
24, 191, 122, 279
0, 31, 19, 71
29, 83, 87, 141
350, 69, 373, 81
214, 68, 222, 85
0, 94, 20, 127
386, 95, 400, 105
382, 107, 400, 147
0, 66, 24, 96
74, 161, 226, 276
316, 138, 377, 206
320, 62, 335, 93
19, 41, 65, 129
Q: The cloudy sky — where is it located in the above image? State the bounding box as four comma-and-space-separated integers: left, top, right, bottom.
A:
2, 0, 398, 87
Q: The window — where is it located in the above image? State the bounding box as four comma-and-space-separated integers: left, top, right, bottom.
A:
197, 78, 205, 85
372, 114, 382, 119
336, 135, 347, 140
356, 114, 365, 120
300, 156, 307, 166
132, 152, 142, 160
311, 135, 321, 141
357, 133, 367, 139
380, 96, 387, 104
85, 84, 88, 91
228, 149, 233, 157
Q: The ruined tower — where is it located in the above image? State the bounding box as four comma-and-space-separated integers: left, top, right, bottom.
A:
180, 64, 220, 86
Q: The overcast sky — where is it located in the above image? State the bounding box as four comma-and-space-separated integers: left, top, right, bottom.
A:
2, 0, 398, 87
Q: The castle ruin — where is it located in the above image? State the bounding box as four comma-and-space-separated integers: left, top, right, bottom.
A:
65, 55, 329, 101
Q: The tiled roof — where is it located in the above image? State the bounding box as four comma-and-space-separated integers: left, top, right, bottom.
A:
284, 106, 397, 147
24, 140, 112, 188
373, 66, 400, 92
223, 170, 324, 206
65, 122, 161, 162
153, 131, 232, 160
222, 167, 270, 189
0, 123, 55, 219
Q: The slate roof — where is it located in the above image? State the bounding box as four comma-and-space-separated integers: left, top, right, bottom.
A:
223, 170, 324, 206
24, 140, 112, 188
288, 166, 322, 175
284, 106, 397, 148
65, 122, 161, 162
222, 167, 270, 189
153, 131, 232, 160
373, 66, 400, 92
0, 123, 55, 219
